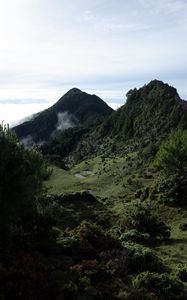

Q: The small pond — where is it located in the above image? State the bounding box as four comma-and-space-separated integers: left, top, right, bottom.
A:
75, 173, 86, 179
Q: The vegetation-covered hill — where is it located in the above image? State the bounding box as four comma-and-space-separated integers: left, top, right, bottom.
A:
98, 80, 187, 138
43, 80, 187, 162
13, 88, 113, 143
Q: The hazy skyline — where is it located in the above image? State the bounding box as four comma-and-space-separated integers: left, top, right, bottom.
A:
0, 0, 187, 124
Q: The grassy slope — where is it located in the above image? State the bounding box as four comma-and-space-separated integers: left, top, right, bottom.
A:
156, 205, 187, 270
46, 153, 187, 274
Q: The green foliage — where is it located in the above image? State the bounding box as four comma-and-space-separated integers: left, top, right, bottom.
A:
123, 243, 163, 273
125, 203, 170, 240
58, 221, 120, 256
133, 271, 185, 300
154, 130, 187, 175
140, 141, 158, 163
118, 289, 152, 300
0, 125, 50, 244
152, 130, 187, 206
42, 126, 90, 158
69, 262, 121, 300
119, 229, 149, 244
180, 222, 187, 231
174, 265, 187, 282
150, 173, 187, 205
97, 81, 187, 150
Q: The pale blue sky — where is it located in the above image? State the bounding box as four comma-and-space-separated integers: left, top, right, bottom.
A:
0, 0, 187, 123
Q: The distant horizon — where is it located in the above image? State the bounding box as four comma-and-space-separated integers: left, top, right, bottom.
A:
0, 78, 185, 127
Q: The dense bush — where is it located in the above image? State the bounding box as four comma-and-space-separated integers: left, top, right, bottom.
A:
174, 265, 187, 282
151, 130, 187, 207
118, 289, 153, 300
123, 243, 163, 273
180, 222, 187, 231
154, 130, 187, 175
133, 271, 185, 300
119, 229, 149, 244
69, 260, 119, 300
150, 173, 187, 205
57, 221, 122, 266
125, 203, 170, 240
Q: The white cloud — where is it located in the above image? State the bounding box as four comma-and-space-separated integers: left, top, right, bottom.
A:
56, 112, 75, 131
0, 0, 186, 123
0, 103, 49, 126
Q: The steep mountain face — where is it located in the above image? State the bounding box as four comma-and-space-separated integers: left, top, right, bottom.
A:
48, 80, 187, 161
13, 88, 113, 143
98, 80, 187, 140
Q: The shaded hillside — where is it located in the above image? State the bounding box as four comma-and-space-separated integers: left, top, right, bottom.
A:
13, 88, 113, 143
88, 80, 187, 157
98, 80, 187, 140
44, 80, 187, 161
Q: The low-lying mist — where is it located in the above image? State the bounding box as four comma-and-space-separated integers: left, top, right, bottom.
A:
21, 111, 78, 147
51, 111, 77, 138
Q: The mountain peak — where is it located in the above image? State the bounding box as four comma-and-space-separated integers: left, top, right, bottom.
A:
65, 88, 82, 95
13, 88, 113, 143
145, 79, 179, 98
147, 79, 165, 86
126, 79, 180, 103
98, 80, 186, 142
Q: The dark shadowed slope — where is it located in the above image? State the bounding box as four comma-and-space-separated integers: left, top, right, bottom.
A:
13, 88, 113, 143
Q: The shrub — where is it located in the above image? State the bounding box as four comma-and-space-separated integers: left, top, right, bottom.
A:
58, 221, 121, 260
119, 229, 149, 244
174, 265, 187, 282
118, 289, 152, 300
154, 130, 187, 175
133, 271, 185, 300
125, 203, 170, 240
152, 130, 187, 206
68, 264, 119, 300
150, 173, 187, 206
123, 243, 163, 273
180, 222, 187, 231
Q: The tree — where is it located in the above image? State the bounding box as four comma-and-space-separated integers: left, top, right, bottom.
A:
0, 125, 48, 244
154, 130, 187, 175
153, 130, 187, 205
